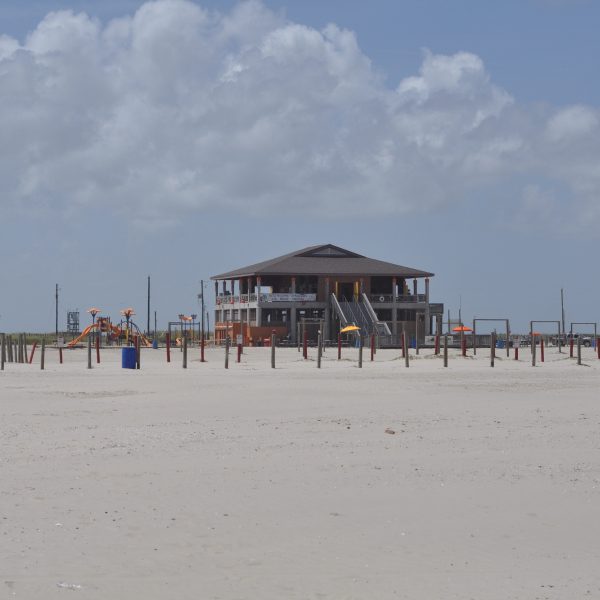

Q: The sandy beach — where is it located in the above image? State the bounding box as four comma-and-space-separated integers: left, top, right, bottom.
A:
2, 345, 600, 599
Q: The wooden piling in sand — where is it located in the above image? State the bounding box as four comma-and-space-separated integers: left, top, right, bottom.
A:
337, 333, 341, 360
225, 337, 229, 369
531, 336, 536, 367
370, 334, 375, 362
59, 346, 63, 364
317, 332, 322, 368
271, 334, 276, 368
1, 333, 5, 370
40, 337, 45, 370
166, 333, 171, 363
403, 333, 409, 368
443, 335, 448, 367
237, 344, 242, 363
182, 335, 187, 369
136, 336, 141, 370
577, 337, 582, 366
490, 333, 495, 367
540, 337, 545, 362
23, 335, 28, 364
302, 329, 308, 360
358, 336, 363, 368
28, 341, 37, 364
96, 335, 101, 364
87, 335, 92, 369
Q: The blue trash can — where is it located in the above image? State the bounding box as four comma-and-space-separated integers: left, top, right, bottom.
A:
122, 347, 137, 369
152, 339, 158, 350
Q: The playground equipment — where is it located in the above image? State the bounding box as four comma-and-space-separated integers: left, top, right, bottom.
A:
67, 308, 152, 348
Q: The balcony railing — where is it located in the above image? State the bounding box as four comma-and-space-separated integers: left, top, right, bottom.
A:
216, 293, 317, 305
368, 294, 427, 303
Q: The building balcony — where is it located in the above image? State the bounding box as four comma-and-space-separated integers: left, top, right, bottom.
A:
216, 293, 319, 306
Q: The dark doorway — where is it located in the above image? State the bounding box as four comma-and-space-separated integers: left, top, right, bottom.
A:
338, 282, 355, 300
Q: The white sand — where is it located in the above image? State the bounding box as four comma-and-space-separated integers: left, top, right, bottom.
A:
2, 344, 600, 599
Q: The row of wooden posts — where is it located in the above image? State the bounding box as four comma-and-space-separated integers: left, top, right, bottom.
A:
2, 331, 599, 372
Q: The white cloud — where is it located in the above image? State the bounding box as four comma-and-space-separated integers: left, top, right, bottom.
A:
0, 0, 599, 230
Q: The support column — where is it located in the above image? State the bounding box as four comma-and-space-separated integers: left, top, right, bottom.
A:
424, 277, 431, 335
291, 276, 297, 343
392, 276, 398, 336
247, 277, 252, 335
324, 277, 331, 341
256, 276, 262, 327
413, 278, 417, 297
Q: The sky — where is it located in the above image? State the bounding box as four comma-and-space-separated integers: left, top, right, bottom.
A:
1, 0, 599, 333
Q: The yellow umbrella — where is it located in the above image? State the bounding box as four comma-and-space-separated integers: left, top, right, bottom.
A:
340, 325, 360, 333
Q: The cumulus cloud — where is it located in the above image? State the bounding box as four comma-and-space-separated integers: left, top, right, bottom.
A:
0, 0, 598, 229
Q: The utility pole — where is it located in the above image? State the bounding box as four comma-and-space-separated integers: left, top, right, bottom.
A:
147, 275, 151, 335
560, 288, 565, 336
55, 284, 59, 336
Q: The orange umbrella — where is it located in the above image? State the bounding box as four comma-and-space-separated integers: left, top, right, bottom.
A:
452, 326, 473, 333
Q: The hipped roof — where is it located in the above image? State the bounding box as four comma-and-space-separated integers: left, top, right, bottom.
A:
211, 244, 434, 280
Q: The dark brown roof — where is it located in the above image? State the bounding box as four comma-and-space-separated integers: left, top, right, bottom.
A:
211, 244, 434, 279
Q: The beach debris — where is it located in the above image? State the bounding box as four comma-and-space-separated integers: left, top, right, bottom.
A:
56, 582, 82, 590
384, 428, 396, 435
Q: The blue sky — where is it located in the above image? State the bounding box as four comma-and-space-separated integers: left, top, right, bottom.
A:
1, 0, 599, 333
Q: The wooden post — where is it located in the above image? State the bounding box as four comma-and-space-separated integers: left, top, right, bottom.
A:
96, 335, 101, 364
540, 337, 545, 363
40, 337, 45, 370
317, 332, 322, 368
531, 335, 536, 367
303, 329, 308, 360
23, 335, 28, 364
597, 337, 600, 360
297, 323, 301, 352
462, 335, 467, 357
166, 333, 171, 363
87, 335, 92, 369
183, 335, 188, 369
490, 333, 495, 367
577, 337, 582, 366
225, 337, 229, 369
415, 318, 419, 355
136, 336, 141, 370
271, 334, 276, 368
7, 336, 12, 363
443, 335, 448, 367
1, 333, 5, 370
370, 334, 375, 361
28, 341, 38, 364
401, 329, 405, 358
358, 336, 363, 368
434, 334, 440, 355
569, 338, 574, 358
337, 332, 341, 360
237, 343, 242, 363
59, 346, 63, 364
200, 330, 205, 363
403, 332, 409, 368
515, 345, 519, 361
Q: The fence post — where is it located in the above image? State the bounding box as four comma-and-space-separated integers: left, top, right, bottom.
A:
577, 337, 582, 366
40, 337, 45, 370
404, 332, 409, 368
183, 335, 187, 369
225, 337, 229, 369
166, 333, 171, 363
531, 335, 536, 367
337, 333, 342, 360
317, 332, 322, 368
540, 337, 545, 363
358, 336, 363, 368
0, 333, 4, 370
443, 335, 448, 367
271, 334, 276, 368
23, 335, 28, 364
87, 335, 92, 369
490, 333, 495, 367
303, 330, 308, 360
28, 341, 38, 364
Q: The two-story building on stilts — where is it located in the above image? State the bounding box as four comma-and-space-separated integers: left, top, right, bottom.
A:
211, 244, 443, 346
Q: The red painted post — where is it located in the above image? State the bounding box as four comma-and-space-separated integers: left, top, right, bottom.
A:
370, 334, 375, 361
540, 338, 545, 362
28, 342, 38, 364
95, 335, 100, 364
337, 333, 341, 360
59, 347, 63, 364
569, 339, 574, 358
303, 330, 308, 360
166, 333, 171, 363
237, 344, 242, 363
434, 334, 440, 355
514, 346, 519, 360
